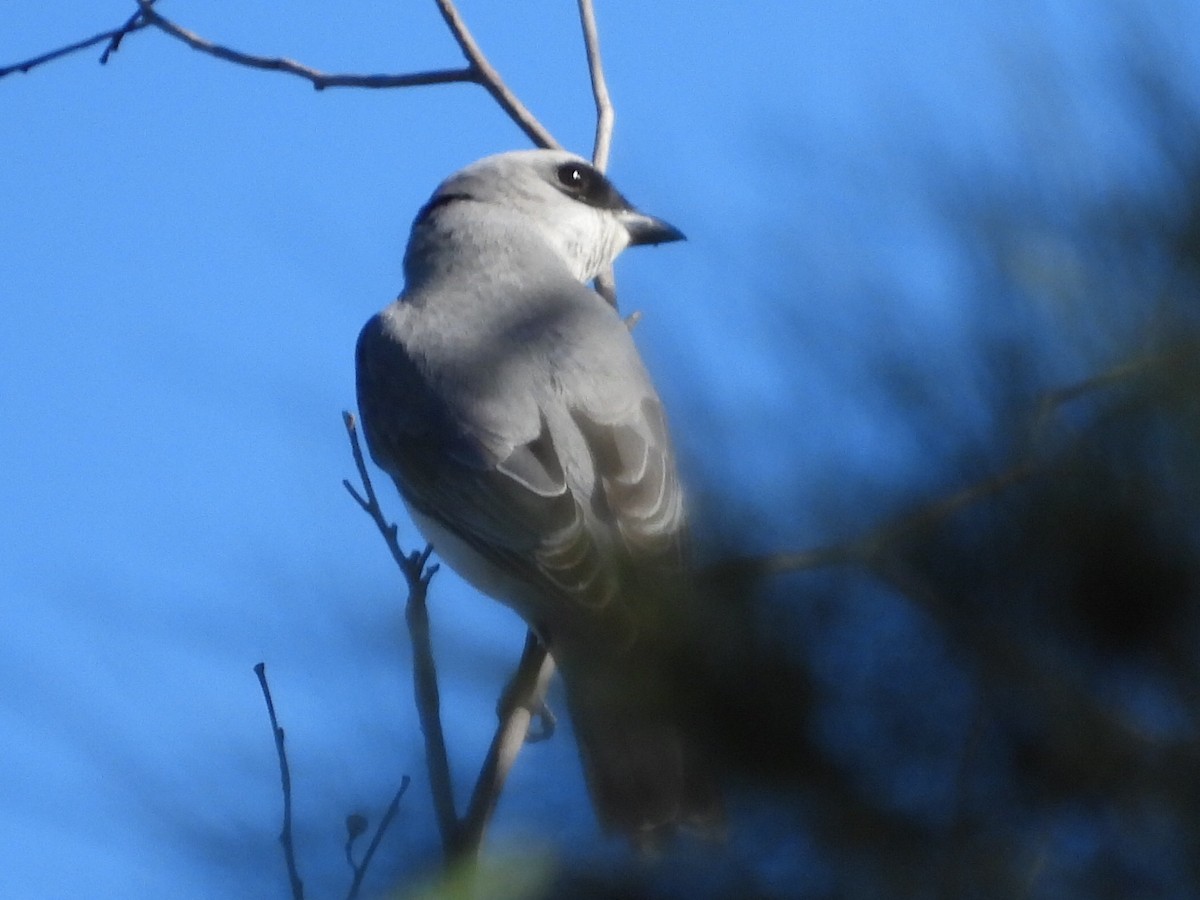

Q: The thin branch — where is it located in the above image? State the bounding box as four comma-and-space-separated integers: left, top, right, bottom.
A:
458, 633, 558, 856
343, 814, 367, 870
0, 19, 151, 78
432, 0, 560, 149
4, 0, 563, 163
735, 458, 1036, 580
134, 1, 474, 91
345, 776, 412, 900
342, 412, 461, 861
254, 663, 306, 900
577, 0, 614, 171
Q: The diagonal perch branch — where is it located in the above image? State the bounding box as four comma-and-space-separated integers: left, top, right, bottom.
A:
458, 632, 557, 855
432, 0, 560, 149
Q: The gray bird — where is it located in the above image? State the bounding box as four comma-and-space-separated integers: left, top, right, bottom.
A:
355, 149, 720, 842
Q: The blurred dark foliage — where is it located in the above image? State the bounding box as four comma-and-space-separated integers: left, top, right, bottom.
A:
530, 37, 1200, 900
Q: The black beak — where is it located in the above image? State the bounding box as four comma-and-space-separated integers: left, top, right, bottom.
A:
620, 210, 686, 246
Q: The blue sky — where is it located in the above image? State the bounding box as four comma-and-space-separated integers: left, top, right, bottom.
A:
3, 1, 1198, 897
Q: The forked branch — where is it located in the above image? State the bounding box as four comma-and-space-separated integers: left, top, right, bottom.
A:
578, 0, 614, 170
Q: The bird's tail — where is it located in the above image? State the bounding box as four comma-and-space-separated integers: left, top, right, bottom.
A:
561, 652, 723, 848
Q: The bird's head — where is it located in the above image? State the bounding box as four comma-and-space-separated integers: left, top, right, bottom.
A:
411, 149, 685, 284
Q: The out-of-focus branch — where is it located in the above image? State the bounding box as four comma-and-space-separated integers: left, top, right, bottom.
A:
1030, 351, 1166, 436
254, 663, 306, 900
727, 349, 1180, 581
342, 412, 461, 860
432, 0, 560, 149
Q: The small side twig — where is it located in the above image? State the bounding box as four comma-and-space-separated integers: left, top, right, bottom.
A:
0, 19, 151, 77
100, 1, 156, 64
345, 776, 412, 900
342, 412, 461, 862
254, 662, 306, 900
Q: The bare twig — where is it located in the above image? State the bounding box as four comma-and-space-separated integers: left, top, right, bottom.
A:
342, 412, 461, 861
458, 633, 558, 855
345, 776, 412, 900
134, 1, 475, 91
0, 19, 151, 78
432, 0, 560, 149
254, 663, 306, 900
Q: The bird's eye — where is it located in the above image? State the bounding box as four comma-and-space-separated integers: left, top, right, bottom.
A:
553, 160, 629, 210
557, 162, 597, 196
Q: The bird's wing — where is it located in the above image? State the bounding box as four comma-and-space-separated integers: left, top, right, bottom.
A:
355, 311, 685, 619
